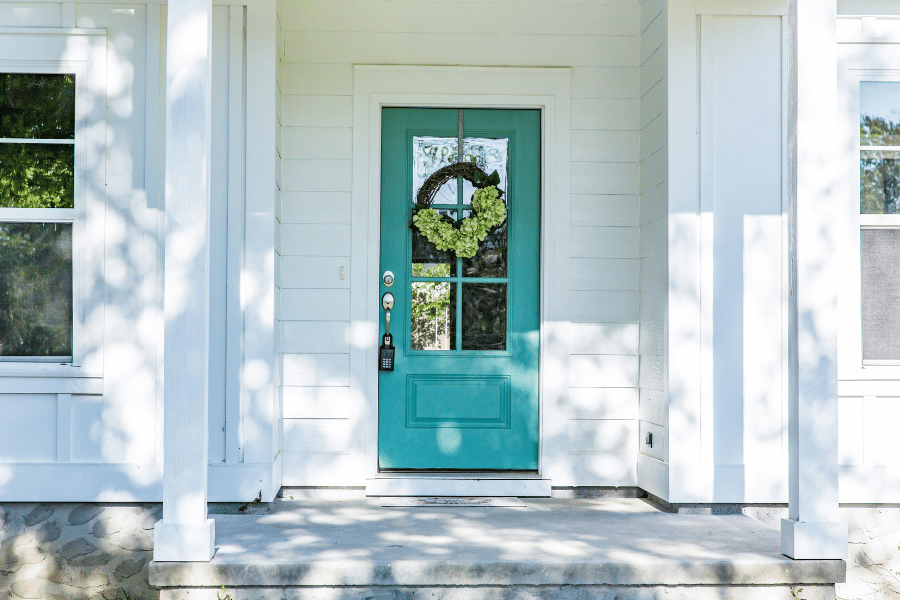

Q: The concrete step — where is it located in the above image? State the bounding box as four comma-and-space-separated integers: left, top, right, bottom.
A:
150, 498, 844, 600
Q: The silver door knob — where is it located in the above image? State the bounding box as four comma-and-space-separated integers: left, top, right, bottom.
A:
382, 292, 395, 311
383, 270, 395, 287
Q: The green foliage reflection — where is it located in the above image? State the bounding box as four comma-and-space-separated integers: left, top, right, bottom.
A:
0, 144, 74, 208
860, 117, 900, 214
411, 263, 453, 351
0, 73, 75, 139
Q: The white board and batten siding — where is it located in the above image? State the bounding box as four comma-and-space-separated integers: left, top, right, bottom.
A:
836, 12, 900, 503
0, 4, 158, 501
664, 0, 791, 503
0, 2, 275, 502
279, 0, 643, 487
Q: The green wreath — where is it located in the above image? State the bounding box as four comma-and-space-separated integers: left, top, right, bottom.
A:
411, 162, 507, 259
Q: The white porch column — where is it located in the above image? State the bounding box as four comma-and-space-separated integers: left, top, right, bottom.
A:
153, 0, 215, 562
781, 0, 847, 561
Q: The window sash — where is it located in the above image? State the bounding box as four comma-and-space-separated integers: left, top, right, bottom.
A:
0, 208, 74, 223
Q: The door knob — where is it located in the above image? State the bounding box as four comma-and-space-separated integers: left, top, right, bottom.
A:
379, 292, 396, 371
381, 292, 395, 341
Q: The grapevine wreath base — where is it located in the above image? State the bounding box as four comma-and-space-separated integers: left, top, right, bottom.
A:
411, 162, 507, 259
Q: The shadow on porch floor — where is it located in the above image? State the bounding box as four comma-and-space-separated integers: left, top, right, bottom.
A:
150, 497, 844, 599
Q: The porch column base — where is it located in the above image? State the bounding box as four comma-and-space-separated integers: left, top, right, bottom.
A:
153, 519, 216, 562
780, 518, 847, 560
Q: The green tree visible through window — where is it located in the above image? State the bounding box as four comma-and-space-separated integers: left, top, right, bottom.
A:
860, 115, 900, 215
0, 73, 76, 358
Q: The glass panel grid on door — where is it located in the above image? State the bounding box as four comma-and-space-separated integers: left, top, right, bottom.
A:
410, 135, 510, 353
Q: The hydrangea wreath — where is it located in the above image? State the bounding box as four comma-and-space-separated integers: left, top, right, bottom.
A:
411, 162, 507, 259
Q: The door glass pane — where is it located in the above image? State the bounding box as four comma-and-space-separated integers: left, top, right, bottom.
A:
411, 281, 455, 351
0, 143, 75, 208
462, 283, 507, 351
413, 136, 458, 205
461, 137, 509, 202
861, 151, 900, 214
413, 136, 510, 205
461, 209, 507, 278
861, 82, 900, 147
0, 73, 75, 140
411, 208, 457, 277
0, 222, 72, 358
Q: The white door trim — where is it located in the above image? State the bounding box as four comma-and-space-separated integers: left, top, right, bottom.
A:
350, 66, 571, 494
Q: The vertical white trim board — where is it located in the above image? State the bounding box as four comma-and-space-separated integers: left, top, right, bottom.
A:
351, 66, 572, 491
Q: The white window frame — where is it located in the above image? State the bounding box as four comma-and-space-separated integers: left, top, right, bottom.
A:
837, 43, 900, 382
0, 29, 106, 379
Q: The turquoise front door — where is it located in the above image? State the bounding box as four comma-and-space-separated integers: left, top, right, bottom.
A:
378, 108, 541, 471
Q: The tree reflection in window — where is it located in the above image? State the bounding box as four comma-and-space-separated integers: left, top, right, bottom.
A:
410, 263, 454, 351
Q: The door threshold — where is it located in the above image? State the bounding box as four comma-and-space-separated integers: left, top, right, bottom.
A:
366, 476, 551, 497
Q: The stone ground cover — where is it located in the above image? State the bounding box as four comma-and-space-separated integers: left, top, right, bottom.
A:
1, 504, 159, 600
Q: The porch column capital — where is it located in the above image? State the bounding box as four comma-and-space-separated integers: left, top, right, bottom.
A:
782, 0, 847, 561
153, 0, 215, 562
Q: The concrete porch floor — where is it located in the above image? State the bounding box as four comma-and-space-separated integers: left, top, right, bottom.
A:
150, 497, 845, 599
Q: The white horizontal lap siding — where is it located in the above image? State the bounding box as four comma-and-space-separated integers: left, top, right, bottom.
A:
637, 0, 669, 497
279, 22, 354, 482
280, 0, 641, 486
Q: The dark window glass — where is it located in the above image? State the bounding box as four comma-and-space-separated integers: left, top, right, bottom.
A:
0, 222, 73, 358
461, 210, 507, 278
411, 208, 456, 277
462, 283, 506, 351
0, 74, 75, 140
0, 143, 74, 208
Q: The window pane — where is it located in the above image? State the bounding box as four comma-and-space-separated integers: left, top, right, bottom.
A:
413, 136, 458, 205
412, 137, 509, 205
0, 222, 72, 359
461, 137, 508, 203
0, 143, 74, 208
411, 281, 455, 351
861, 229, 900, 362
462, 283, 506, 351
861, 82, 900, 147
411, 208, 457, 277
461, 209, 507, 278
0, 73, 75, 140
860, 151, 900, 214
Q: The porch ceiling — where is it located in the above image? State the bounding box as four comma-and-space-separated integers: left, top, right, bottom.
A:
150, 498, 843, 592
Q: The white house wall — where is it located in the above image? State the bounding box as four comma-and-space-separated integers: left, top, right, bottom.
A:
835, 10, 900, 503
277, 1, 644, 487
665, 0, 791, 504
0, 2, 268, 502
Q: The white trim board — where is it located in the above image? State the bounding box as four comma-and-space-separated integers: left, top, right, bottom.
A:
0, 462, 278, 502
350, 66, 572, 494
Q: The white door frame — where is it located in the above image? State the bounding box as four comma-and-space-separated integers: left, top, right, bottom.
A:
349, 66, 572, 495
